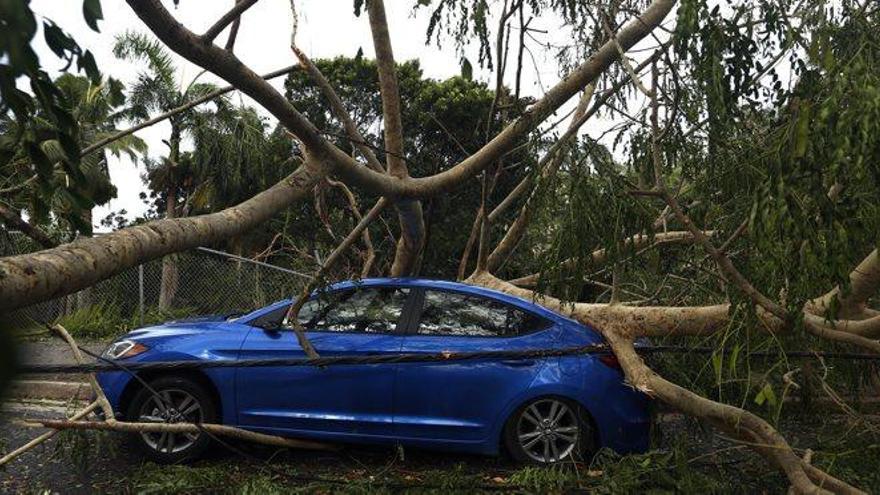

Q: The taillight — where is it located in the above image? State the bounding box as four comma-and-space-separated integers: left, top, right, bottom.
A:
598, 353, 622, 370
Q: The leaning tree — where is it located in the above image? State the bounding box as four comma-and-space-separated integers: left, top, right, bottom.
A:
1, 0, 879, 492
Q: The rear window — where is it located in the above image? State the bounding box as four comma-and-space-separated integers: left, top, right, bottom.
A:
417, 290, 551, 337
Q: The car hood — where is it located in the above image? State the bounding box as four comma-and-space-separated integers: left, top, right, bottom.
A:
125, 315, 239, 341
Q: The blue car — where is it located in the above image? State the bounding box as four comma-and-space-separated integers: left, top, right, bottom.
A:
97, 278, 651, 464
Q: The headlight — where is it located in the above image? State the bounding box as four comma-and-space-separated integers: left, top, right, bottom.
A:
102, 340, 149, 360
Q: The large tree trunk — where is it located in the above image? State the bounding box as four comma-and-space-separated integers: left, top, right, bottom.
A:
0, 162, 325, 312
157, 188, 180, 309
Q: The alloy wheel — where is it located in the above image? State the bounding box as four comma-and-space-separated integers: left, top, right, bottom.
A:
137, 388, 203, 454
516, 398, 580, 463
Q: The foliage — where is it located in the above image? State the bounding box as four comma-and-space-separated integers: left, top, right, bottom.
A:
52, 429, 117, 476
279, 56, 539, 278
112, 31, 223, 220
0, 0, 113, 237
2, 73, 145, 236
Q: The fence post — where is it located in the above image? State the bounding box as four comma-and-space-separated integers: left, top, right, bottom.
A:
138, 263, 145, 326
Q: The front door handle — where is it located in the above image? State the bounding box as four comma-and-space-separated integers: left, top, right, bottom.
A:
501, 359, 536, 367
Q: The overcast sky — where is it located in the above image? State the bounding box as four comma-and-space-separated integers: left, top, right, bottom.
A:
27, 0, 648, 231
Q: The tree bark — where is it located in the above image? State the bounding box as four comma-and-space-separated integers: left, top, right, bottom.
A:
0, 204, 56, 249
0, 162, 325, 312
367, 0, 425, 276
158, 125, 182, 310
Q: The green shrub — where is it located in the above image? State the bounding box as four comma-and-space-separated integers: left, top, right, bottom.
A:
57, 302, 197, 341
56, 301, 126, 340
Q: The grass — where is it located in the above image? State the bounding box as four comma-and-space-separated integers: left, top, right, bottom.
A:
55, 302, 195, 341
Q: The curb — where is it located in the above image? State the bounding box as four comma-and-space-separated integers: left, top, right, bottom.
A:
8, 380, 92, 402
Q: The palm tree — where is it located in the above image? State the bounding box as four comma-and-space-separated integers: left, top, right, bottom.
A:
114, 31, 224, 309
55, 74, 147, 231
0, 74, 145, 242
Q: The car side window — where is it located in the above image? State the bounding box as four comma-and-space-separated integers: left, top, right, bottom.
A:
300, 287, 411, 334
417, 290, 550, 337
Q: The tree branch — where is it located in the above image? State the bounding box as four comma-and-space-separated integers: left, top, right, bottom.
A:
129, 0, 676, 199
486, 41, 670, 224
0, 401, 99, 467
290, 46, 384, 173
202, 0, 259, 43
0, 163, 324, 312
366, 0, 425, 276
0, 203, 56, 249
31, 419, 336, 451
327, 179, 377, 278
808, 249, 879, 319
283, 197, 391, 358
223, 0, 246, 51
48, 324, 114, 419
485, 84, 595, 271
508, 231, 705, 288
82, 64, 298, 158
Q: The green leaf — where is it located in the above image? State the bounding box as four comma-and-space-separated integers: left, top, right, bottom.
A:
78, 50, 101, 82
43, 22, 74, 59
728, 344, 740, 378
754, 383, 777, 407
460, 57, 473, 81
711, 351, 722, 385
82, 0, 103, 32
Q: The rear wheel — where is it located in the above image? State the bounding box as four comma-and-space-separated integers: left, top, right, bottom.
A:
504, 397, 595, 464
126, 376, 217, 464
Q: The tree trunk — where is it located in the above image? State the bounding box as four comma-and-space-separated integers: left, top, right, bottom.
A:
158, 126, 181, 310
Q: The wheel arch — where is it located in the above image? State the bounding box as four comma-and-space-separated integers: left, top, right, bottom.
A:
118, 368, 223, 421
495, 386, 602, 455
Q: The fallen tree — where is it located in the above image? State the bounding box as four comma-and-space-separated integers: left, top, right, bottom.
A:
2, 0, 879, 492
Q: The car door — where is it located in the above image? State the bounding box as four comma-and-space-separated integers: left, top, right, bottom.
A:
393, 288, 559, 443
236, 285, 414, 439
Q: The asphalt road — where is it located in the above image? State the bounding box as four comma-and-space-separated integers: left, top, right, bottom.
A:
0, 401, 142, 494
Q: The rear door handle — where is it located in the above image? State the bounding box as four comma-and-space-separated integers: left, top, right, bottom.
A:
501, 359, 535, 367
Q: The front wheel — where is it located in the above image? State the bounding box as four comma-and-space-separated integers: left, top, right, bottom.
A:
503, 397, 595, 464
126, 376, 217, 464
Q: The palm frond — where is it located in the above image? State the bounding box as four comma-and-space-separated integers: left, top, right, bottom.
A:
113, 31, 177, 88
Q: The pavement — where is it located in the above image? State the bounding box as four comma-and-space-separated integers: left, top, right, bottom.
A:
10, 341, 107, 402
0, 399, 143, 494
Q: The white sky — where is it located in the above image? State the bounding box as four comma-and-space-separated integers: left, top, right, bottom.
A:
26, 0, 652, 231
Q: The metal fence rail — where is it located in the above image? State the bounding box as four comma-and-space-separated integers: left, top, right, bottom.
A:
0, 231, 308, 333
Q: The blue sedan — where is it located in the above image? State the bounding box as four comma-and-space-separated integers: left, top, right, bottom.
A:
96, 278, 651, 464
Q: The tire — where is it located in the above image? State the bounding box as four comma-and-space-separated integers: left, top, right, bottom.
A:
125, 375, 218, 464
503, 396, 595, 464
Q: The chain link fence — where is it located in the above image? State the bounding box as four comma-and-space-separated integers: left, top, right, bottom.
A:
0, 231, 309, 337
